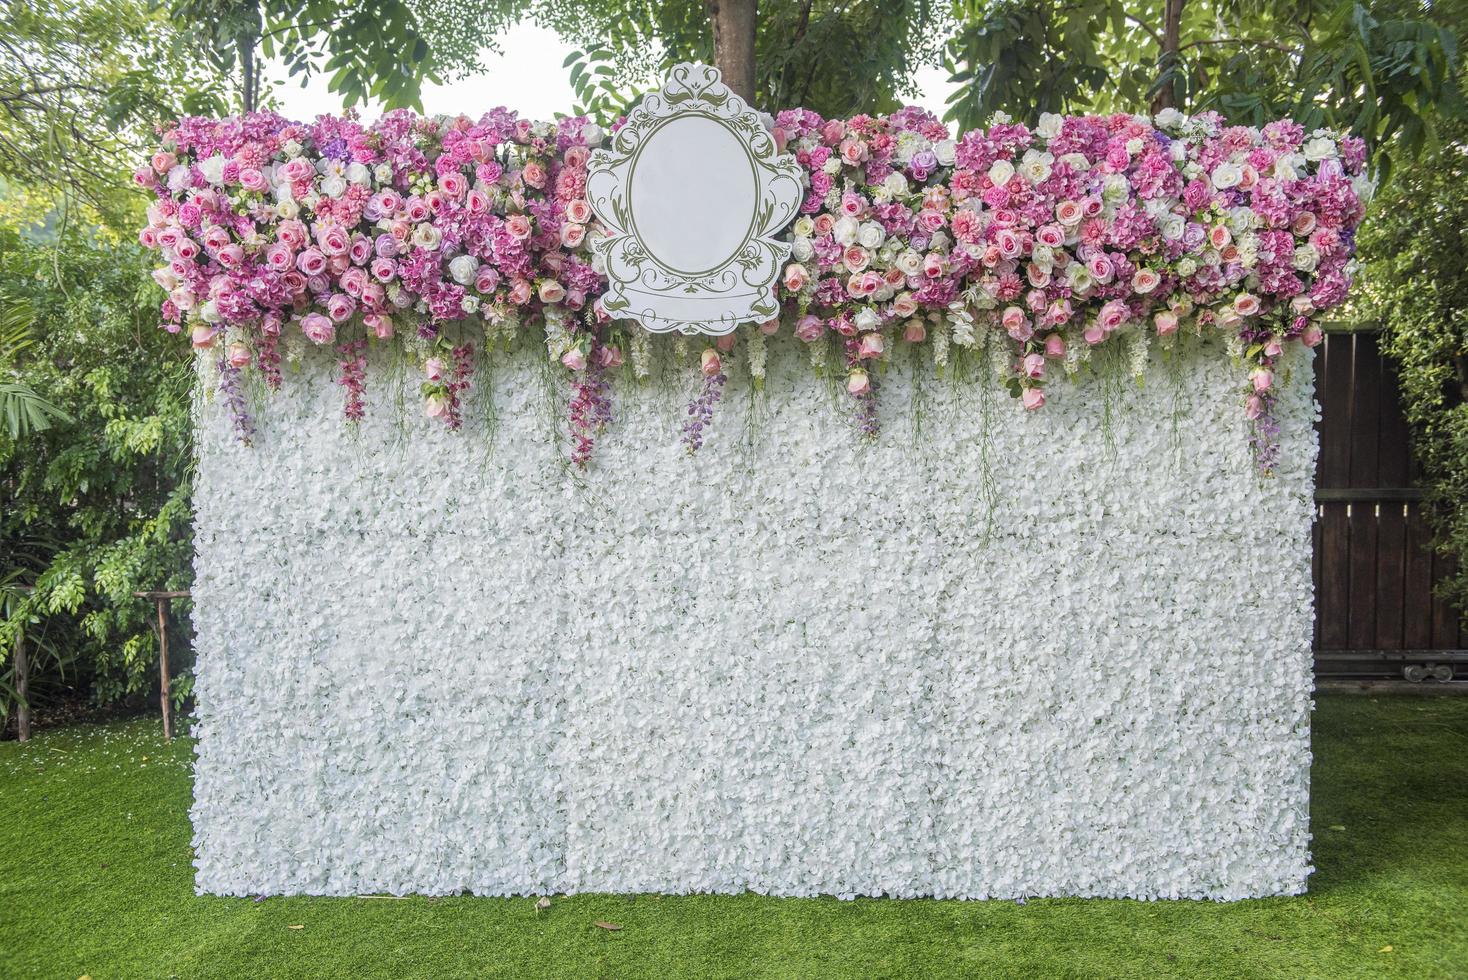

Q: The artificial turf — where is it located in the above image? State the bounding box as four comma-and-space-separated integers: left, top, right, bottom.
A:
1, 694, 1464, 979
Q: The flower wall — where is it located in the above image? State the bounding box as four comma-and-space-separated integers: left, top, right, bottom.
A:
190, 337, 1318, 900
138, 105, 1366, 472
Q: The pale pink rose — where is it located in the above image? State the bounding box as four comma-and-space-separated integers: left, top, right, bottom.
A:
150, 151, 176, 174
922, 253, 945, 278
364, 313, 394, 339
538, 280, 566, 304
439, 172, 466, 198
425, 357, 445, 382
566, 199, 593, 224
505, 215, 532, 239
1036, 224, 1066, 248
521, 161, 546, 188
465, 188, 489, 213
822, 119, 847, 143
1252, 369, 1273, 393
839, 139, 867, 166
190, 324, 217, 349
1132, 268, 1161, 294
1265, 340, 1283, 357
760, 318, 780, 335
783, 263, 809, 291
843, 246, 869, 273
892, 292, 918, 318
425, 393, 449, 419
858, 332, 884, 359
903, 320, 927, 343
1154, 310, 1179, 335
475, 267, 499, 293
1021, 386, 1046, 410
173, 237, 199, 261
847, 370, 870, 396
1087, 253, 1114, 282
227, 343, 252, 369
715, 334, 737, 353
508, 279, 532, 305
326, 293, 355, 322
1292, 212, 1317, 236
597, 345, 624, 369
278, 157, 314, 183
813, 213, 836, 236
1082, 197, 1103, 218
296, 247, 327, 276
1056, 200, 1084, 226
216, 244, 245, 269
700, 348, 722, 377
1244, 394, 1264, 419
564, 146, 589, 169
795, 314, 824, 342
371, 258, 397, 282
202, 225, 231, 251
1209, 225, 1232, 249
277, 220, 308, 250
560, 223, 586, 248
1099, 299, 1129, 333
561, 347, 587, 372
1300, 324, 1324, 347
1083, 324, 1106, 345
1044, 333, 1066, 359
1234, 293, 1261, 317
1002, 305, 1031, 342
318, 225, 350, 256
918, 209, 945, 233
995, 229, 1021, 259
300, 312, 335, 345
239, 168, 267, 193
1022, 352, 1046, 379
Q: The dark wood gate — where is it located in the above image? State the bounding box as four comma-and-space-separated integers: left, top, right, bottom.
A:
1313, 327, 1464, 682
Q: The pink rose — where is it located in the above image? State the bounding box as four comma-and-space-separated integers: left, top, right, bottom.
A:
364, 313, 394, 339
150, 151, 176, 174
858, 332, 884, 359
566, 199, 593, 224
813, 214, 835, 236
190, 324, 217, 349
475, 267, 500, 293
1234, 293, 1261, 317
227, 343, 252, 369
508, 279, 532, 305
1244, 394, 1264, 419
1132, 268, 1161, 294
439, 172, 466, 198
783, 263, 809, 291
1043, 333, 1066, 359
326, 293, 356, 322
425, 394, 449, 419
1252, 369, 1273, 393
296, 247, 327, 276
1021, 386, 1046, 410
1022, 352, 1045, 379
922, 253, 945, 279
560, 223, 586, 248
1154, 310, 1179, 335
1002, 305, 1032, 342
1209, 225, 1232, 249
892, 293, 918, 318
1056, 200, 1083, 226
318, 225, 350, 256
843, 246, 869, 273
700, 348, 722, 377
760, 318, 780, 336
1300, 324, 1324, 347
505, 215, 532, 240
216, 244, 245, 269
1099, 299, 1129, 333
847, 370, 870, 396
371, 258, 397, 282
1036, 224, 1065, 248
425, 357, 445, 382
903, 320, 927, 343
715, 333, 737, 354
521, 161, 546, 189
795, 314, 824, 342
839, 139, 867, 166
538, 280, 566, 304
597, 345, 624, 369
561, 348, 587, 372
564, 146, 589, 169
1083, 324, 1106, 345
300, 312, 335, 345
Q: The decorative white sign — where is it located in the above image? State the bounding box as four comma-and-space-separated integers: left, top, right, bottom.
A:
587, 63, 803, 335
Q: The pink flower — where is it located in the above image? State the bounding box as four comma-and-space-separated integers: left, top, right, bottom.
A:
1002, 305, 1032, 341
560, 223, 586, 248
1099, 299, 1129, 333
227, 342, 251, 369
842, 246, 869, 273
505, 215, 532, 240
700, 348, 722, 377
783, 263, 809, 291
715, 333, 737, 353
425, 357, 445, 382
1021, 386, 1046, 410
296, 247, 327, 276
1022, 352, 1045, 379
301, 312, 335, 345
425, 393, 449, 419
1234, 293, 1261, 317
326, 293, 356, 322
858, 332, 884, 359
598, 345, 624, 368
190, 324, 217, 349
566, 199, 593, 224
1245, 394, 1264, 419
508, 279, 532, 305
364, 313, 394, 339
903, 320, 927, 343
1154, 310, 1179, 336
150, 151, 176, 174
847, 369, 870, 395
795, 314, 824, 342
1083, 324, 1107, 345
1300, 324, 1324, 347
1132, 268, 1161, 294
1252, 369, 1273, 393
922, 253, 945, 278
1043, 333, 1066, 359
760, 318, 780, 335
561, 347, 587, 372
538, 280, 566, 304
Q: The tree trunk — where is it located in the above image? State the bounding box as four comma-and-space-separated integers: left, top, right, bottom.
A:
1152, 0, 1184, 113
706, 0, 758, 105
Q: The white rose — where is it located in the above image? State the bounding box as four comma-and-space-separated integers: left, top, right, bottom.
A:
1125, 137, 1144, 157
448, 254, 479, 285
1155, 107, 1185, 130
411, 223, 442, 250
1059, 152, 1091, 172
1170, 140, 1188, 163
822, 156, 842, 176
896, 250, 923, 276
1303, 136, 1337, 162
792, 215, 815, 237
858, 221, 885, 249
1102, 173, 1128, 203
833, 215, 859, 245
1211, 162, 1243, 189
281, 139, 302, 157
987, 159, 1015, 186
1160, 214, 1185, 241
854, 306, 881, 331
933, 139, 957, 166
199, 154, 226, 186
1031, 243, 1053, 269
1292, 244, 1320, 272
346, 162, 371, 185
990, 110, 1013, 125
928, 230, 950, 251
791, 237, 814, 262
320, 175, 348, 199
276, 199, 299, 220
882, 170, 908, 198
374, 163, 394, 184
1020, 149, 1052, 184
199, 299, 220, 323
1177, 257, 1198, 277
1065, 263, 1094, 295
582, 123, 605, 147
1035, 112, 1063, 140
1352, 173, 1377, 205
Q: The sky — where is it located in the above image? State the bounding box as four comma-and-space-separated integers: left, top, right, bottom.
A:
266, 22, 959, 124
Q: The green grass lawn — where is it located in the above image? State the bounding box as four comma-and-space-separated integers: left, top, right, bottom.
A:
2, 695, 1465, 979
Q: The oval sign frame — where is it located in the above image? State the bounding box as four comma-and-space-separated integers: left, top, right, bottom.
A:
587, 63, 803, 336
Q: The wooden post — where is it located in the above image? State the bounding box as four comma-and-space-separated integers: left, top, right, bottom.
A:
135, 590, 189, 741
156, 597, 173, 741
14, 626, 29, 743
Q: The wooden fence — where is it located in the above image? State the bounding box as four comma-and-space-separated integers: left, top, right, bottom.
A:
1312, 328, 1464, 681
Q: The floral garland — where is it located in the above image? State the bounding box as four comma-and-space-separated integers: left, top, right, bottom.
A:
136, 104, 1369, 473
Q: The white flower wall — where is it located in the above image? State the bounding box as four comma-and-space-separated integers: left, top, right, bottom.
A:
190, 337, 1318, 900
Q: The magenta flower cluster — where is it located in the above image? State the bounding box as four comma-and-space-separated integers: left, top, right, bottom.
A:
136, 102, 1367, 471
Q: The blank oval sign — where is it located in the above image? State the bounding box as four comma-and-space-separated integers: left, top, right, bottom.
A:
629, 116, 757, 275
